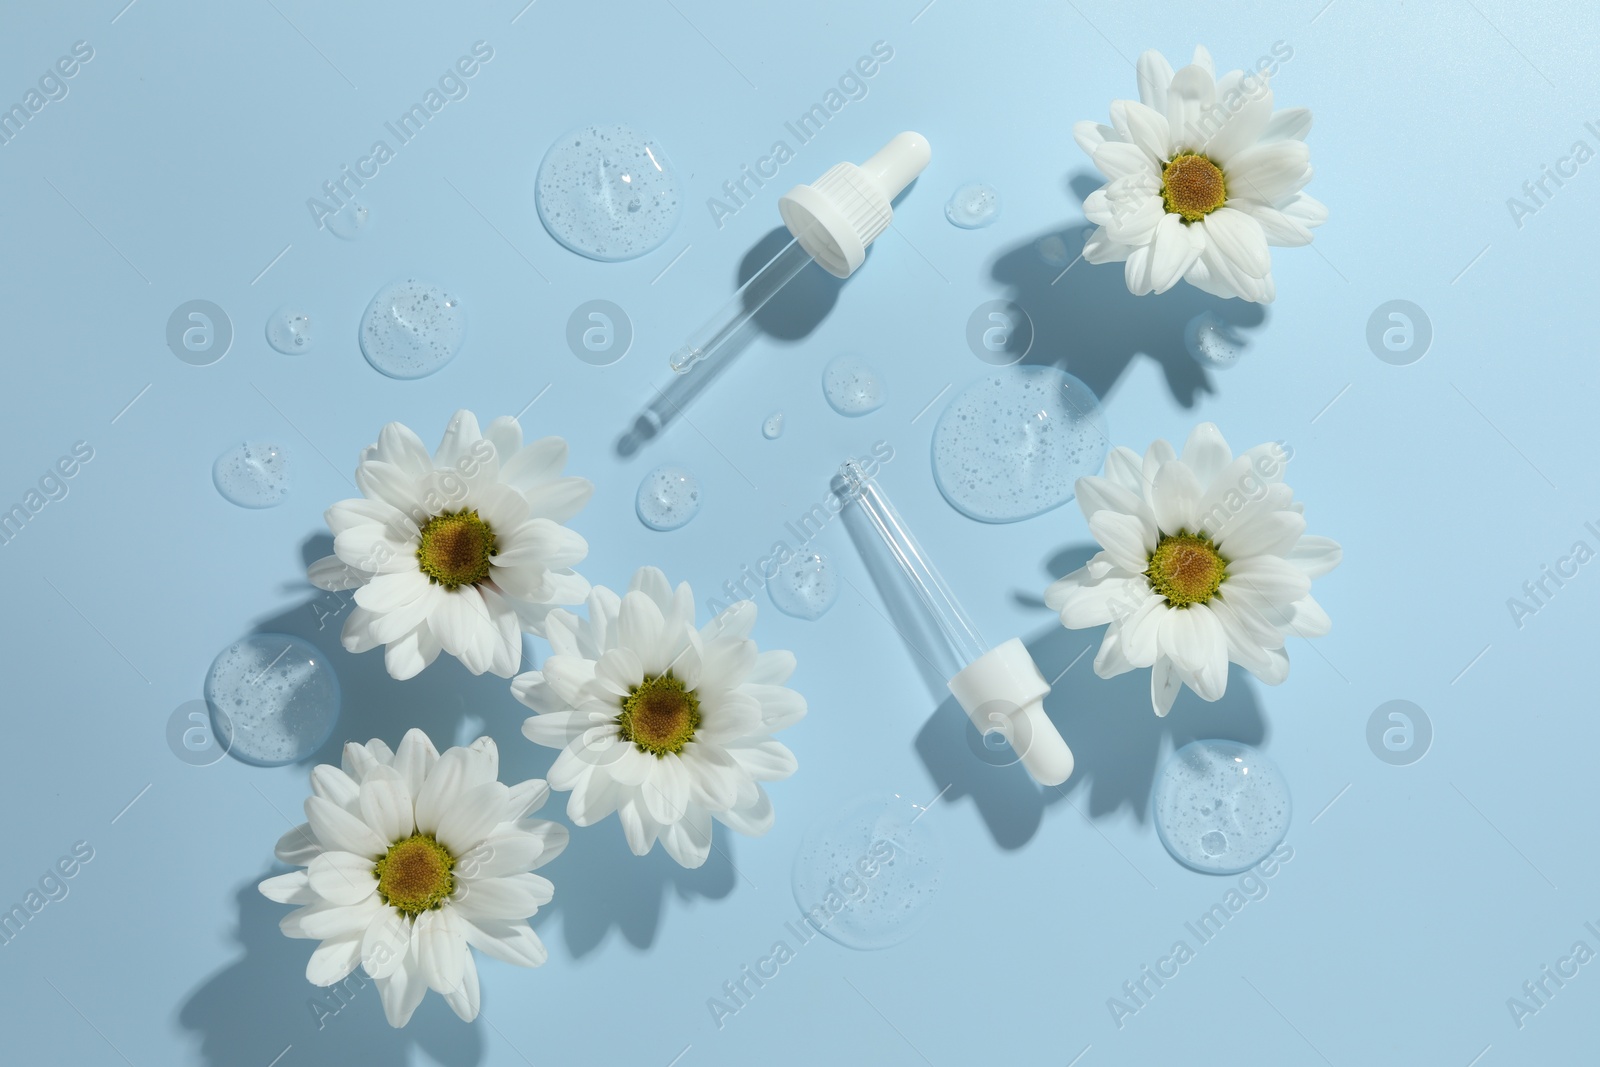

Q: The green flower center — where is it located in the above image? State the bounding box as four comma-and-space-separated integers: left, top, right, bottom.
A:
1146, 531, 1227, 607
373, 833, 455, 916
617, 672, 701, 758
416, 509, 497, 590
1161, 153, 1227, 222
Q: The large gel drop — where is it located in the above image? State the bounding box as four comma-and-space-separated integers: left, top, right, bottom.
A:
790, 793, 943, 950
768, 551, 837, 621
213, 442, 290, 508
1153, 740, 1291, 875
360, 280, 466, 380
636, 464, 700, 531
945, 182, 1001, 228
204, 634, 341, 767
931, 366, 1108, 523
265, 306, 313, 354
822, 355, 885, 416
536, 123, 681, 261
1185, 311, 1246, 368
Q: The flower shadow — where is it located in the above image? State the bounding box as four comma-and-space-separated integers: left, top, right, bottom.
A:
989, 174, 1267, 409
235, 535, 739, 960
911, 544, 1268, 848
615, 225, 846, 459
176, 877, 484, 1067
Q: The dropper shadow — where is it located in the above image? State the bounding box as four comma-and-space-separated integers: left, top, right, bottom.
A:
912, 544, 1268, 848
991, 174, 1267, 408
176, 877, 485, 1067
616, 226, 845, 458
228, 535, 737, 958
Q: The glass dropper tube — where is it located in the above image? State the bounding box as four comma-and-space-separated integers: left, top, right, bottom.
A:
668, 238, 814, 374
835, 459, 1076, 786
835, 460, 988, 675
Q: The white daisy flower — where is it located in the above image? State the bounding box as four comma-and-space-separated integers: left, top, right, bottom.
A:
308, 409, 593, 680
259, 729, 567, 1028
1044, 423, 1340, 716
1074, 45, 1326, 303
513, 567, 805, 869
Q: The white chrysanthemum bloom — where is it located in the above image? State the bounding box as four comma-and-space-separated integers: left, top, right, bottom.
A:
260, 730, 567, 1028
513, 567, 805, 869
1044, 423, 1340, 716
308, 409, 593, 680
1074, 45, 1326, 303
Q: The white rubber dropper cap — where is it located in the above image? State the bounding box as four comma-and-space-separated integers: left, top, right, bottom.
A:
947, 637, 1075, 787
778, 131, 931, 279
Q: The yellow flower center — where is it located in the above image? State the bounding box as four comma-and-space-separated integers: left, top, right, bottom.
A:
1161, 153, 1227, 222
416, 509, 497, 590
1146, 532, 1227, 607
373, 833, 455, 915
617, 672, 701, 758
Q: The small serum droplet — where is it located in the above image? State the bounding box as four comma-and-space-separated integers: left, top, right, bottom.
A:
762, 411, 785, 439
1185, 311, 1247, 368
359, 279, 467, 380
205, 634, 341, 766
265, 306, 313, 354
931, 366, 1108, 523
1153, 740, 1291, 875
768, 551, 838, 621
822, 355, 885, 417
636, 464, 701, 531
791, 794, 944, 950
536, 123, 682, 261
945, 182, 1001, 229
213, 442, 290, 508
326, 200, 370, 240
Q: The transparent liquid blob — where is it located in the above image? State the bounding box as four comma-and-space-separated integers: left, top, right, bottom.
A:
931, 366, 1109, 523
265, 306, 313, 354
204, 633, 341, 767
762, 411, 785, 440
945, 182, 1001, 228
636, 464, 700, 531
213, 442, 289, 508
536, 123, 681, 262
1185, 311, 1247, 368
768, 551, 837, 621
326, 200, 369, 239
1036, 234, 1071, 267
822, 355, 885, 416
1153, 740, 1291, 875
790, 793, 944, 950
359, 279, 466, 380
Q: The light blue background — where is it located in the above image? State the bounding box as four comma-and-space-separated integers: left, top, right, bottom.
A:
1, 1, 1595, 1064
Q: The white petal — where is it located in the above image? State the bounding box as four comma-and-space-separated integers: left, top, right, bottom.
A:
461, 917, 548, 968
1151, 656, 1181, 716
375, 945, 428, 1029
1136, 49, 1175, 111
361, 910, 412, 980
259, 870, 315, 905
435, 782, 511, 855
305, 796, 387, 859
416, 908, 466, 994
275, 823, 322, 865
1261, 107, 1313, 143
442, 947, 480, 1021
1200, 208, 1271, 279
1286, 535, 1342, 577
308, 852, 379, 906
306, 933, 363, 986
358, 769, 415, 844
1089, 510, 1156, 573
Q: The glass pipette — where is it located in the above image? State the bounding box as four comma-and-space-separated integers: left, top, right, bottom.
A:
836, 460, 1075, 787
667, 132, 930, 374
